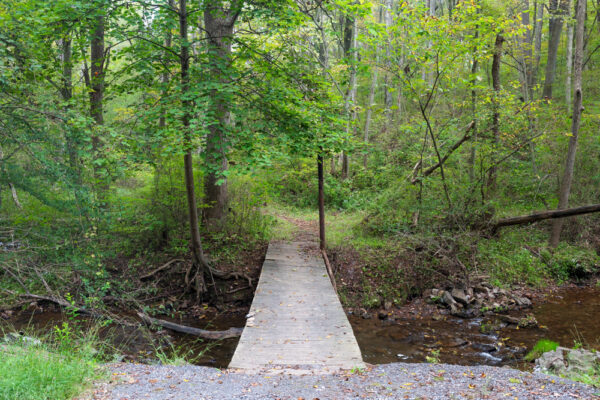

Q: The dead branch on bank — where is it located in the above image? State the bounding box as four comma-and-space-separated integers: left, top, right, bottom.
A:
140, 258, 184, 281
137, 312, 243, 339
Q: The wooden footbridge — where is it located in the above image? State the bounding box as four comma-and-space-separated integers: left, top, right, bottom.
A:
229, 241, 364, 373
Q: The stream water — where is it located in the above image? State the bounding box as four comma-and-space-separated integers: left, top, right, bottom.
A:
3, 286, 599, 369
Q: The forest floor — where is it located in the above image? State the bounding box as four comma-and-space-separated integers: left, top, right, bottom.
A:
87, 361, 598, 399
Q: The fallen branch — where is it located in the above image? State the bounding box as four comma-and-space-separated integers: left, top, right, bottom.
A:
411, 121, 475, 184
492, 204, 600, 233
225, 285, 251, 294
17, 293, 106, 320
140, 258, 184, 281
137, 312, 243, 339
321, 250, 337, 295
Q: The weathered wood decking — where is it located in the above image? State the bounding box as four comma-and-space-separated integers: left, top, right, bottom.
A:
229, 242, 364, 373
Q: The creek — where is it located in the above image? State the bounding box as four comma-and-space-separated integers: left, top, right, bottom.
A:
3, 286, 599, 370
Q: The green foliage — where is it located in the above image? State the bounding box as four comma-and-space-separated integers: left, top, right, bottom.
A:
524, 339, 560, 362
477, 231, 547, 287
426, 349, 441, 364
540, 245, 600, 282
0, 326, 103, 400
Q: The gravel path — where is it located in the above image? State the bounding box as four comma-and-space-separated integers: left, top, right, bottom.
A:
89, 362, 599, 399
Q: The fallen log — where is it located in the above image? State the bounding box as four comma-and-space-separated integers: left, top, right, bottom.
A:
137, 312, 243, 339
492, 203, 600, 233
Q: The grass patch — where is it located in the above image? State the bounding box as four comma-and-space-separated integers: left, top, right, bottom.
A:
524, 339, 560, 362
0, 344, 100, 400
0, 324, 104, 400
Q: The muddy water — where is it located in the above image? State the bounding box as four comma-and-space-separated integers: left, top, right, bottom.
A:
352, 286, 600, 369
3, 308, 243, 369
3, 287, 599, 369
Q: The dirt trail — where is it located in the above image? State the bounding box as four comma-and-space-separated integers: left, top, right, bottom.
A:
274, 212, 319, 243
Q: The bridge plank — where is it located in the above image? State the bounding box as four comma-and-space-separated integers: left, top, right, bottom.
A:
229, 242, 364, 372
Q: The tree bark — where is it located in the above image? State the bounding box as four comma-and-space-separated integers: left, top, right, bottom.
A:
488, 33, 504, 192
543, 0, 569, 99
550, 0, 585, 247
203, 1, 242, 227
179, 0, 207, 294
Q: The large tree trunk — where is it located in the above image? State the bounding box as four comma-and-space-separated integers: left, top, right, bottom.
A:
203, 1, 242, 227
543, 0, 568, 99
487, 33, 504, 192
549, 0, 585, 247
179, 0, 207, 295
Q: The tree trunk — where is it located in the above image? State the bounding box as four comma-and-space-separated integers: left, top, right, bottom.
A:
89, 13, 107, 201
494, 204, 600, 233
341, 14, 357, 180
488, 33, 504, 192
179, 0, 207, 294
550, 0, 585, 247
60, 36, 81, 185
363, 40, 379, 168
520, 0, 534, 100
543, 0, 568, 99
318, 154, 325, 250
468, 22, 479, 182
159, 1, 174, 131
383, 0, 394, 122
203, 1, 242, 227
565, 7, 574, 112
533, 0, 544, 86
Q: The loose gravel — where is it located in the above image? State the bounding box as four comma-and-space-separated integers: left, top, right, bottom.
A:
88, 362, 599, 399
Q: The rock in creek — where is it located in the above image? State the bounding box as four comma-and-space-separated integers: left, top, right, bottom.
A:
451, 288, 470, 305
430, 284, 533, 319
535, 347, 600, 378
